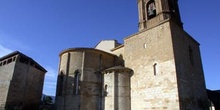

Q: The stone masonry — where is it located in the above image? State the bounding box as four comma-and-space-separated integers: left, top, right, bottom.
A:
55, 0, 209, 110
0, 51, 47, 110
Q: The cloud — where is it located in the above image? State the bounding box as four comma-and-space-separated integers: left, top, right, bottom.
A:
0, 44, 13, 57
45, 67, 57, 79
43, 67, 58, 96
0, 30, 58, 96
0, 44, 57, 96
0, 31, 30, 52
0, 31, 57, 96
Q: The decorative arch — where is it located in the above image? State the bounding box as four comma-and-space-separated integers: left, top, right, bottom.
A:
168, 0, 175, 15
146, 0, 156, 19
57, 71, 65, 96
73, 69, 80, 95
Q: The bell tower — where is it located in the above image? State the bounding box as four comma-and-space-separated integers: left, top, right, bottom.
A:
138, 0, 183, 31
124, 0, 209, 109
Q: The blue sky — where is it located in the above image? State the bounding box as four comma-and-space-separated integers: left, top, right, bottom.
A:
0, 0, 220, 96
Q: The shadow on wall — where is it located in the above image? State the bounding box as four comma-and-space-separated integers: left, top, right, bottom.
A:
4, 72, 41, 110
55, 67, 133, 110
55, 73, 80, 110
55, 70, 104, 110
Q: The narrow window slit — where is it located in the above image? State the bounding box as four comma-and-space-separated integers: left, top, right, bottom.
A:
143, 43, 147, 49
189, 46, 194, 65
74, 70, 80, 95
153, 63, 157, 76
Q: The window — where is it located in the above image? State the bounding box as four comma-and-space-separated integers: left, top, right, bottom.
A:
19, 56, 29, 64
99, 54, 103, 68
188, 46, 194, 65
3, 61, 6, 65
74, 70, 80, 95
57, 71, 64, 96
143, 43, 147, 49
13, 57, 16, 61
153, 63, 157, 76
7, 58, 12, 64
147, 0, 156, 19
104, 84, 108, 96
168, 0, 175, 15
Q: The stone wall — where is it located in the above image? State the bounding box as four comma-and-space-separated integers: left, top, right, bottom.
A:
0, 53, 46, 110
170, 21, 209, 110
6, 57, 45, 110
102, 66, 132, 110
56, 48, 116, 110
18, 63, 45, 109
124, 21, 180, 110
0, 60, 15, 109
123, 20, 208, 110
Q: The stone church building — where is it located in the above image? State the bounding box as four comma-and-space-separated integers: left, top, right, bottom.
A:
55, 0, 208, 110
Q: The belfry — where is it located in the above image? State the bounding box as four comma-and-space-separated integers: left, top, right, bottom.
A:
138, 0, 182, 31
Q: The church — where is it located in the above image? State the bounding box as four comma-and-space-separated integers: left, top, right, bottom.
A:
55, 0, 209, 110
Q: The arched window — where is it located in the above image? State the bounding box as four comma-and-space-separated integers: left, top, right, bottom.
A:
168, 0, 175, 15
153, 63, 157, 76
104, 84, 108, 96
119, 54, 124, 66
147, 0, 156, 19
188, 46, 194, 65
57, 71, 64, 96
73, 70, 80, 95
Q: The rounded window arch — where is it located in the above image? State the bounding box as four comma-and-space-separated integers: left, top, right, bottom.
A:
57, 71, 65, 96
73, 69, 80, 95
146, 0, 156, 20
188, 46, 194, 65
119, 54, 125, 66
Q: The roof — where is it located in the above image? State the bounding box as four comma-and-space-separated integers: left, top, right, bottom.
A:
0, 51, 47, 72
94, 40, 120, 48
0, 51, 32, 61
214, 90, 220, 93
111, 44, 124, 52
59, 47, 117, 57
102, 66, 133, 74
